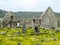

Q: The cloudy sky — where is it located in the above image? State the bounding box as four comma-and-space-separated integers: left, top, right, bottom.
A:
0, 0, 60, 12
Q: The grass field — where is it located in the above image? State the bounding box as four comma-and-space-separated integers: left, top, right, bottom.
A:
0, 27, 60, 45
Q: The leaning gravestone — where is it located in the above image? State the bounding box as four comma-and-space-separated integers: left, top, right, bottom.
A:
22, 23, 26, 33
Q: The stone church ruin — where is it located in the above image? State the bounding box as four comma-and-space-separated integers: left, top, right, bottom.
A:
0, 7, 58, 30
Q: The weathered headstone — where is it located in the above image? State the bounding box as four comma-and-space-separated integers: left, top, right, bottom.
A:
34, 26, 39, 33
22, 23, 26, 33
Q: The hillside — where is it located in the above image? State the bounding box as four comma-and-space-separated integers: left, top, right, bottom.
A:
14, 12, 43, 19
0, 10, 7, 18
0, 10, 60, 19
55, 12, 60, 27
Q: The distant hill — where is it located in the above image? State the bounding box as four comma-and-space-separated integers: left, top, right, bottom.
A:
0, 10, 60, 27
14, 12, 43, 19
0, 10, 7, 18
55, 12, 60, 27
0, 10, 60, 19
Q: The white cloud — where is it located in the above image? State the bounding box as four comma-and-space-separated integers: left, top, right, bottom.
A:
0, 0, 60, 12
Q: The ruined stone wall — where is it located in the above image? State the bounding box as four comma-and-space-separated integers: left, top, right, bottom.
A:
40, 7, 58, 29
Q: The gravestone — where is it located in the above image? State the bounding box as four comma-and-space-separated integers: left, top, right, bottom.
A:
34, 26, 39, 33
22, 23, 26, 33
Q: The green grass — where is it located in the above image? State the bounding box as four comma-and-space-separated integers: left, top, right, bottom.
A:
0, 27, 60, 45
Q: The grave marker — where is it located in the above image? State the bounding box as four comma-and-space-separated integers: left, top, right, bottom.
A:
34, 26, 39, 33
22, 23, 26, 33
